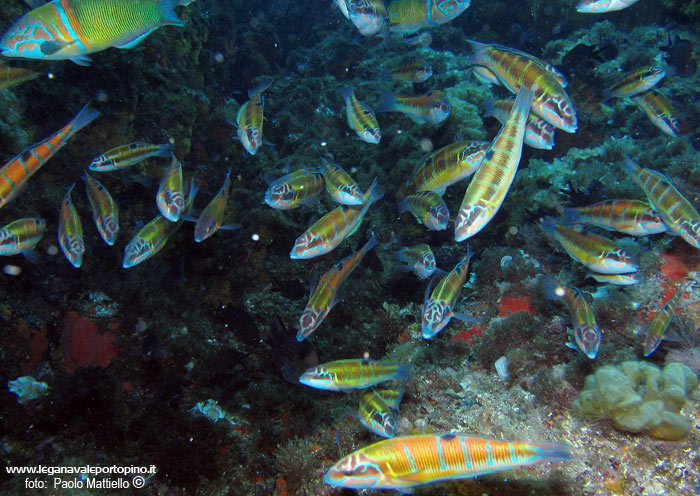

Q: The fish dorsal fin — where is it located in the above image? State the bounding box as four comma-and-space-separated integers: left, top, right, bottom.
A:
25, 0, 46, 9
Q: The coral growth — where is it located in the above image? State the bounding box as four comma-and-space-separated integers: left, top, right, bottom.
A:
60, 311, 119, 371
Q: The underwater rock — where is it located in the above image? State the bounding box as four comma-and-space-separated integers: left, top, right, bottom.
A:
573, 361, 698, 439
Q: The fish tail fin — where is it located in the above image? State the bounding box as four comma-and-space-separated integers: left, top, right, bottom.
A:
380, 69, 393, 81
465, 39, 488, 65
620, 156, 642, 178
248, 79, 274, 99
542, 276, 565, 303
539, 215, 559, 234
177, 0, 196, 6
157, 143, 176, 158
394, 363, 412, 380
338, 84, 354, 103
363, 177, 385, 208
376, 90, 397, 113
561, 207, 582, 225
64, 101, 100, 140
160, 0, 190, 26
482, 99, 498, 119
361, 234, 379, 254
533, 442, 574, 463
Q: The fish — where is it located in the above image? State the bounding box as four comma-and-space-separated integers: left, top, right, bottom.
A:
643, 287, 682, 357
454, 86, 535, 241
354, 387, 404, 438
0, 218, 46, 256
382, 60, 433, 83
334, 0, 351, 18
630, 90, 685, 137
348, 0, 388, 37
422, 249, 478, 339
562, 199, 669, 236
0, 62, 42, 90
57, 184, 84, 268
297, 236, 377, 341
156, 156, 184, 222
264, 166, 325, 209
620, 157, 700, 249
0, 0, 194, 66
122, 179, 198, 268
89, 142, 174, 171
193, 169, 240, 242
324, 432, 573, 491
472, 65, 502, 86
299, 358, 411, 391
586, 272, 641, 286
377, 90, 451, 125
231, 80, 273, 155
466, 40, 577, 132
542, 276, 601, 359
0, 101, 99, 210
387, 0, 472, 33
339, 84, 381, 144
540, 216, 639, 274
602, 66, 665, 100
408, 140, 489, 195
484, 98, 556, 150
394, 244, 437, 279
398, 191, 449, 231
290, 178, 384, 259
318, 158, 363, 206
83, 172, 119, 246
576, 0, 639, 13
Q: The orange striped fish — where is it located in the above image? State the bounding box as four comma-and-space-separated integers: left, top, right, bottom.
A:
630, 90, 685, 137
377, 90, 451, 125
643, 286, 682, 357
233, 80, 273, 155
484, 98, 555, 150
57, 183, 84, 268
0, 218, 46, 256
324, 432, 573, 491
89, 142, 173, 171
562, 199, 668, 236
603, 66, 665, 99
297, 235, 377, 341
299, 357, 411, 391
409, 140, 489, 194
290, 178, 384, 259
318, 158, 363, 206
84, 172, 119, 246
621, 157, 700, 249
339, 84, 381, 144
454, 86, 534, 241
0, 101, 99, 210
466, 40, 577, 132
0, 62, 42, 90
540, 216, 639, 274
398, 191, 449, 231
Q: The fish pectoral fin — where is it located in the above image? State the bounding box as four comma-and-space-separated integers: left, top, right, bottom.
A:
565, 341, 579, 351
452, 312, 480, 324
40, 40, 72, 55
220, 223, 242, 231
69, 54, 92, 66
115, 29, 157, 49
20, 248, 39, 264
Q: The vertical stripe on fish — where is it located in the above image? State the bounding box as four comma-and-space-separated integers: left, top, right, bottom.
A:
409, 140, 489, 195
562, 199, 668, 236
84, 172, 119, 246
644, 287, 682, 357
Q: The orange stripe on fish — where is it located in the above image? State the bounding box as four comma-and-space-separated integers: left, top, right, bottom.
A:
409, 140, 489, 195
630, 89, 685, 137
562, 199, 668, 236
339, 84, 381, 144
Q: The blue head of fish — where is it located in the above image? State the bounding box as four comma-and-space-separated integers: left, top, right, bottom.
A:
422, 299, 451, 339
574, 323, 601, 360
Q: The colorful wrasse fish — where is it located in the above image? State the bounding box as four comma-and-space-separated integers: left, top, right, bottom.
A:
122, 179, 197, 268
193, 169, 240, 242
339, 84, 381, 144
472, 65, 502, 86
0, 62, 41, 90
644, 286, 682, 357
89, 142, 173, 171
422, 249, 478, 339
587, 272, 641, 286
455, 86, 534, 241
576, 0, 639, 13
466, 40, 577, 132
264, 166, 324, 209
621, 157, 700, 249
290, 178, 384, 259
630, 90, 685, 137
562, 199, 668, 236
377, 90, 451, 125
484, 97, 555, 150
348, 0, 388, 37
603, 66, 665, 100
394, 243, 436, 279
398, 191, 449, 231
409, 140, 488, 195
318, 158, 363, 206
0, 217, 46, 256
354, 387, 404, 438
58, 183, 84, 268
540, 216, 639, 274
83, 172, 118, 246
0, 101, 98, 210
471, 54, 568, 88
382, 60, 433, 83
324, 432, 573, 491
299, 358, 411, 391
387, 0, 472, 33
542, 276, 601, 359
156, 156, 184, 221
0, 0, 194, 66
297, 235, 377, 341
231, 79, 273, 155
